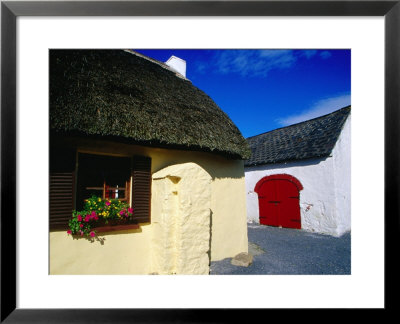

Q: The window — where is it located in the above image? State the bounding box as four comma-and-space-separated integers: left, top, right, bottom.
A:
49, 147, 152, 230
76, 153, 131, 210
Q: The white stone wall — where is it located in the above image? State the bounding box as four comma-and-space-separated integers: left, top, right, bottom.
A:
332, 116, 351, 235
245, 118, 351, 236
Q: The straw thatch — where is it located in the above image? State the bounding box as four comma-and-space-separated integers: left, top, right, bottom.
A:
50, 50, 251, 159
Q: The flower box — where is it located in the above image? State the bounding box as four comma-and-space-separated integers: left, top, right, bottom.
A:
92, 219, 140, 233
67, 196, 137, 238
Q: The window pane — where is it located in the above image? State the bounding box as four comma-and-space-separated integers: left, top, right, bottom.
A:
76, 153, 130, 210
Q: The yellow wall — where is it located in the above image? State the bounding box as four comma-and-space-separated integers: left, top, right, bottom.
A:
50, 226, 152, 275
151, 163, 212, 274
50, 138, 248, 274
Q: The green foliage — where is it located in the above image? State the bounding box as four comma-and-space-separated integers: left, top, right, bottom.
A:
67, 196, 134, 237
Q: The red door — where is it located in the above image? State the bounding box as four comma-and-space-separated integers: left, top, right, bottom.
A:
276, 180, 301, 229
255, 175, 302, 229
258, 180, 279, 226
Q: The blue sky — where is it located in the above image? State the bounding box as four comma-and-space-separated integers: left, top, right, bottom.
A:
135, 49, 351, 138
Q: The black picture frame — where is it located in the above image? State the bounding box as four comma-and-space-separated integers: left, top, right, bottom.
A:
1, 0, 398, 322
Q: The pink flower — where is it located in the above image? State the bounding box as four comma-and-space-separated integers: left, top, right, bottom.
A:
119, 210, 125, 216
80, 224, 83, 228
77, 214, 82, 222
80, 231, 84, 236
90, 231, 95, 237
105, 201, 111, 206
84, 215, 90, 222
67, 230, 72, 235
91, 211, 97, 217
128, 208, 133, 214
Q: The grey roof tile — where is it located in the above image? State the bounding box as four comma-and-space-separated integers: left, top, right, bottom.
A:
245, 106, 351, 166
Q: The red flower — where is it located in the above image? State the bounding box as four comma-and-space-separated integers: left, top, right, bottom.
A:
67, 230, 72, 235
128, 208, 133, 214
90, 231, 95, 237
105, 201, 111, 206
77, 214, 82, 222
80, 224, 83, 228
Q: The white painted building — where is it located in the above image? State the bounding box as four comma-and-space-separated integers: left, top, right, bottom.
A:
245, 106, 351, 236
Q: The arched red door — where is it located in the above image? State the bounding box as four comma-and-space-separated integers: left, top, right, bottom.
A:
254, 174, 303, 229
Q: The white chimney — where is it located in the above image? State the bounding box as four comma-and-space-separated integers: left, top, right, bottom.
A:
165, 55, 186, 78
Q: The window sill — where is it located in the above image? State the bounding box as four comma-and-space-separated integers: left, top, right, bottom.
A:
93, 224, 140, 233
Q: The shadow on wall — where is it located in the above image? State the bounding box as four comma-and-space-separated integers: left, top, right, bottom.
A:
208, 210, 213, 265
245, 156, 329, 173
56, 135, 245, 180
154, 155, 245, 181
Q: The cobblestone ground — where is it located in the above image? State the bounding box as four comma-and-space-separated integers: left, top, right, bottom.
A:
210, 223, 351, 275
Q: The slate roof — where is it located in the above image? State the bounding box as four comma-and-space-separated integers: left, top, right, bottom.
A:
245, 106, 351, 167
50, 50, 251, 159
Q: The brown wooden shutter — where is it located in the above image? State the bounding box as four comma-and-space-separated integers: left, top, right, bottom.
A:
49, 172, 75, 229
49, 147, 76, 230
132, 155, 151, 223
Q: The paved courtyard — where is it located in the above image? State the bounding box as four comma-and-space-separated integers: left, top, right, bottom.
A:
210, 223, 351, 275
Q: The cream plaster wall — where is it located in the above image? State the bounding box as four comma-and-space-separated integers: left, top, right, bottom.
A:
210, 172, 248, 260
151, 163, 212, 274
50, 226, 152, 274
50, 138, 248, 274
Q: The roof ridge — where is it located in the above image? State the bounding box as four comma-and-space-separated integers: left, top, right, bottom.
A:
246, 105, 351, 140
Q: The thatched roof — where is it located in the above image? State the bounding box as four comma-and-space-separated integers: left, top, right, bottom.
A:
245, 106, 351, 166
50, 49, 251, 159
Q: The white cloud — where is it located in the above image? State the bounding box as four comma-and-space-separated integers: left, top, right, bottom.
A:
195, 62, 208, 73
300, 50, 318, 59
198, 49, 332, 77
277, 93, 351, 126
320, 51, 332, 59
211, 50, 297, 77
